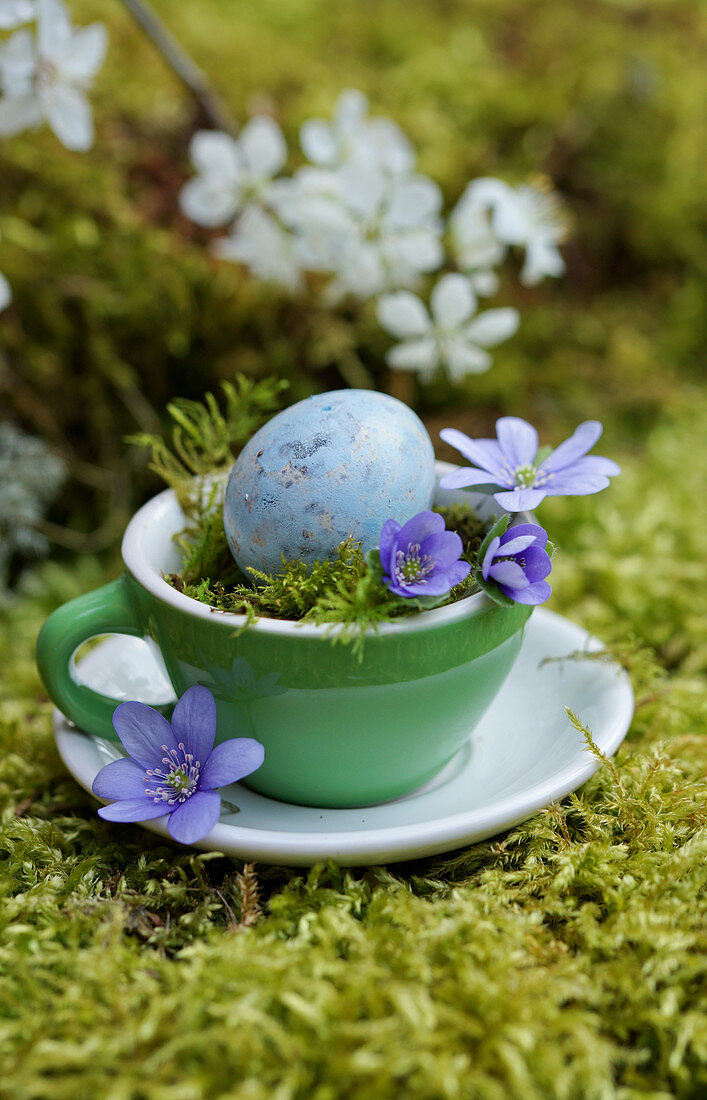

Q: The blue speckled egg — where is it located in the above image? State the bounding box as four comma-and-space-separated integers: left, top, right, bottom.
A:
224, 390, 435, 575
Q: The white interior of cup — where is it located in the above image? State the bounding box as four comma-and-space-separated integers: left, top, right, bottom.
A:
121, 461, 510, 636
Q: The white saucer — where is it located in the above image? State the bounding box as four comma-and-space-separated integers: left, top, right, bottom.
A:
54, 608, 634, 866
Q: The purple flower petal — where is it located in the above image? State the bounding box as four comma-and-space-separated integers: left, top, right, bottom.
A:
444, 560, 472, 588
442, 418, 618, 510
112, 701, 178, 768
495, 417, 539, 468
502, 523, 548, 550
420, 529, 464, 567
384, 580, 413, 597
97, 797, 168, 823
167, 791, 221, 845
381, 508, 470, 600
397, 510, 445, 548
379, 518, 401, 575
542, 472, 612, 497
439, 429, 508, 481
561, 455, 621, 478
438, 467, 501, 491
521, 545, 553, 583
502, 579, 552, 605
170, 685, 216, 763
402, 573, 459, 597
199, 738, 265, 789
487, 559, 530, 589
481, 535, 501, 581
493, 487, 547, 512
537, 420, 602, 473
92, 757, 147, 800
494, 532, 537, 556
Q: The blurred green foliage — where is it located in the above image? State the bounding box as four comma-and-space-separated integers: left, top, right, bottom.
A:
1, 0, 706, 543
1, 7, 706, 1094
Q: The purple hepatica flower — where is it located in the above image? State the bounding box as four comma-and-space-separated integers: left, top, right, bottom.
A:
481, 522, 552, 605
439, 416, 620, 511
92, 685, 264, 845
379, 510, 471, 598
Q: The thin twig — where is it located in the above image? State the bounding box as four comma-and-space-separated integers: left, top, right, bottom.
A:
212, 886, 239, 930
15, 793, 39, 817
34, 517, 126, 553
119, 0, 236, 134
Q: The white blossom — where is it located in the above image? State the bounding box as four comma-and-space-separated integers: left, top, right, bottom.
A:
468, 176, 568, 286
449, 183, 506, 296
179, 118, 287, 228
213, 206, 305, 293
270, 168, 353, 273
0, 0, 106, 151
331, 167, 444, 298
300, 88, 413, 176
280, 162, 444, 300
377, 273, 519, 381
0, 1, 34, 30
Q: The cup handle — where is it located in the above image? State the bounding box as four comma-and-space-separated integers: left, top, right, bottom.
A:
36, 573, 170, 741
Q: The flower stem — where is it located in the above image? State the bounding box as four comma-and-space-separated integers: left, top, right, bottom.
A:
119, 0, 236, 134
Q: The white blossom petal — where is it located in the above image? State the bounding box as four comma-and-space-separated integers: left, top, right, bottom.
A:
386, 227, 443, 277
214, 206, 303, 292
386, 175, 442, 229
491, 195, 531, 245
376, 291, 430, 338
430, 274, 475, 328
488, 180, 568, 285
331, 238, 385, 297
450, 190, 506, 272
239, 116, 287, 178
301, 91, 367, 167
464, 307, 520, 347
0, 1, 34, 31
338, 163, 386, 218
273, 170, 350, 239
469, 269, 500, 297
0, 90, 41, 134
36, 0, 71, 59
179, 176, 241, 228
300, 117, 336, 165
59, 22, 107, 84
444, 337, 492, 378
354, 117, 414, 176
0, 28, 36, 92
466, 176, 515, 211
189, 130, 242, 186
300, 90, 413, 177
334, 88, 368, 134
520, 239, 565, 286
294, 227, 341, 272
39, 79, 92, 149
387, 337, 438, 376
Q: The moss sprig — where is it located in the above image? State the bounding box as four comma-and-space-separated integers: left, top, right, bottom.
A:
166, 503, 487, 650
128, 375, 288, 513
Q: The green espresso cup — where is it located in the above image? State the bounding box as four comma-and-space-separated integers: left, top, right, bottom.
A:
37, 464, 532, 808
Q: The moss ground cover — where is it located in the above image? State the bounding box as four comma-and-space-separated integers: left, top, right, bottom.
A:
1, 395, 705, 1098
2, 0, 707, 1094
